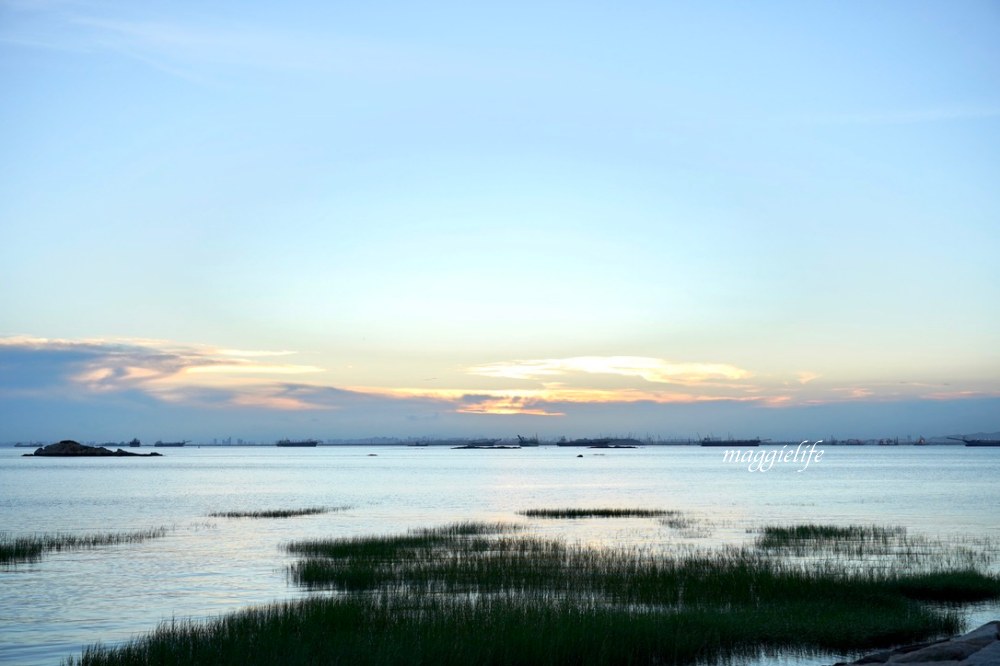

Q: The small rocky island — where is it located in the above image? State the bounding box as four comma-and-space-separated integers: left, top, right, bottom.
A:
24, 440, 162, 457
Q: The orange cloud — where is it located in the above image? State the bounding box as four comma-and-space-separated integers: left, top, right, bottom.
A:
456, 396, 563, 416
352, 385, 762, 417
229, 393, 323, 411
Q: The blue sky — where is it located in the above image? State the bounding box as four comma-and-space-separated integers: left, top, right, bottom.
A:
2, 1, 998, 442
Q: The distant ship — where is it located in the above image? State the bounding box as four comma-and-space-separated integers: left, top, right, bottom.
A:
557, 438, 614, 447
516, 435, 540, 446
948, 437, 1000, 447
276, 439, 319, 447
452, 439, 520, 449
154, 440, 187, 447
700, 437, 761, 447
97, 438, 141, 448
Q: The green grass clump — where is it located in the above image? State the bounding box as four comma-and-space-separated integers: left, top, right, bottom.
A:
1, 528, 169, 564
890, 570, 1000, 602
209, 506, 346, 519
285, 524, 1000, 605
757, 524, 906, 548
519, 507, 675, 519
287, 522, 516, 563
66, 521, 1000, 665
754, 524, 998, 572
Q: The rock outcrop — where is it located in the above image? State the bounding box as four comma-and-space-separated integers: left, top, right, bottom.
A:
835, 621, 1000, 665
25, 440, 162, 457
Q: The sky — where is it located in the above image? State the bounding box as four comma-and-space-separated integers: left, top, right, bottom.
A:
1, 1, 999, 443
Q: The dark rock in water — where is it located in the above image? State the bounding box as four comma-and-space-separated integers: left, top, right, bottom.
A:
25, 440, 163, 457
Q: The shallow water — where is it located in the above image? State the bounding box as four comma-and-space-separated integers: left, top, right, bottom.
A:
1, 444, 998, 665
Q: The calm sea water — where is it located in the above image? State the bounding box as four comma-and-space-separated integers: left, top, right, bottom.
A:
2, 444, 998, 665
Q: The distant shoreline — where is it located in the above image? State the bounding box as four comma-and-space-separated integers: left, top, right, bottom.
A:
6, 440, 987, 448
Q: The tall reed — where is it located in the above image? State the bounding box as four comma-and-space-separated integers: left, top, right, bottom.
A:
209, 506, 346, 519
1, 528, 169, 564
519, 507, 675, 518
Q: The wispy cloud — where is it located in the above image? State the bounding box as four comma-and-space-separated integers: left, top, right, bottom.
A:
66, 15, 354, 73
800, 106, 1000, 126
468, 356, 751, 386
0, 3, 474, 81
358, 385, 758, 417
3, 335, 1000, 443
0, 336, 325, 403
3, 337, 997, 428
796, 371, 820, 384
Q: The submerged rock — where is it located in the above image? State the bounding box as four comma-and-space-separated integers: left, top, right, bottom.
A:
25, 440, 162, 457
835, 621, 1000, 664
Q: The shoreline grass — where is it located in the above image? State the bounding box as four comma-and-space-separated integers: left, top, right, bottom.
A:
64, 520, 1000, 665
1, 528, 169, 565
208, 506, 347, 519
65, 594, 960, 666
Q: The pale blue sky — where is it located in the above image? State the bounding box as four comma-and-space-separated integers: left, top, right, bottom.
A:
1, 1, 998, 441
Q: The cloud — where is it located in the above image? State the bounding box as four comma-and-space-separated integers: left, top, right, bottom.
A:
3, 336, 999, 444
456, 394, 563, 417
468, 356, 751, 385
0, 3, 477, 82
217, 348, 298, 357
796, 371, 820, 384
184, 363, 323, 376
795, 106, 1000, 127
0, 336, 325, 402
357, 385, 758, 417
66, 15, 350, 73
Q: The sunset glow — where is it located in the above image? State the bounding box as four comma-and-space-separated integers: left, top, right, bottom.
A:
1, 2, 997, 441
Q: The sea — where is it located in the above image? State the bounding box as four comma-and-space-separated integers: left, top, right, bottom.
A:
2, 443, 998, 666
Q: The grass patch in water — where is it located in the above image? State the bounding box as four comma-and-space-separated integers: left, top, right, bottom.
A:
287, 521, 515, 561
66, 521, 1000, 665
209, 506, 347, 519
519, 507, 676, 518
1, 528, 169, 564
757, 524, 906, 547
754, 523, 997, 571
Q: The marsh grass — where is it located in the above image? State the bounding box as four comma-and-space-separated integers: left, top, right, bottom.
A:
1, 528, 168, 564
209, 506, 347, 519
66, 520, 1000, 666
757, 524, 907, 547
519, 507, 675, 518
65, 594, 957, 666
755, 523, 998, 572
278, 522, 996, 663
287, 522, 516, 562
